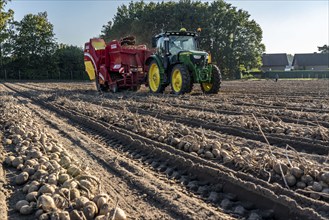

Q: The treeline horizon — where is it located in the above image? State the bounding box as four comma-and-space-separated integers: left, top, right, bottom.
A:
1, 1, 86, 80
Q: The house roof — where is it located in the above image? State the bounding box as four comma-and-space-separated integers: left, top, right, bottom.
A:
292, 53, 329, 66
262, 53, 289, 67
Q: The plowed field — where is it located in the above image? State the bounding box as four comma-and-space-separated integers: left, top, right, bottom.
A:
1, 80, 329, 220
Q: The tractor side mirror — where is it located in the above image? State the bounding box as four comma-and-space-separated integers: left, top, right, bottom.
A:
164, 37, 170, 56
151, 37, 157, 48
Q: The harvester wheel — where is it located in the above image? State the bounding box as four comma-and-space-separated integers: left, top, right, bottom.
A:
132, 85, 141, 91
148, 60, 165, 93
111, 84, 118, 93
96, 76, 109, 92
201, 65, 221, 94
170, 64, 191, 95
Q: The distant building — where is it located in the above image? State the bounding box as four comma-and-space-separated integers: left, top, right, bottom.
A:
261, 53, 289, 71
292, 53, 329, 70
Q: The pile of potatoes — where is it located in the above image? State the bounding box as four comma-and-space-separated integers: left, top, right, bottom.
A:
136, 102, 329, 141
0, 101, 126, 220
57, 98, 329, 200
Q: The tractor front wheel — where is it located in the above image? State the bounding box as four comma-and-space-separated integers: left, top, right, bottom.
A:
201, 65, 221, 94
148, 60, 166, 93
171, 64, 191, 95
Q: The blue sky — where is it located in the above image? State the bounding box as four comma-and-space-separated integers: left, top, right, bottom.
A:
5, 0, 329, 54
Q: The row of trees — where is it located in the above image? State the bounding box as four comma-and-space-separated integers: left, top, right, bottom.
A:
1, 0, 268, 79
102, 0, 265, 78
0, 0, 85, 80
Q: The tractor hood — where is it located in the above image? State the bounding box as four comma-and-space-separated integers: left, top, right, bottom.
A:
178, 51, 209, 66
179, 50, 207, 56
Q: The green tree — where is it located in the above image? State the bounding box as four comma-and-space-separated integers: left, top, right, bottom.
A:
101, 0, 265, 78
0, 0, 14, 78
54, 44, 85, 80
0, 0, 13, 42
10, 12, 57, 79
318, 45, 329, 54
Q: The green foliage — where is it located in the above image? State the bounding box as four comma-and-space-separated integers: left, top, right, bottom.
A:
2, 11, 85, 80
4, 12, 57, 79
12, 12, 56, 58
0, 0, 14, 43
318, 45, 329, 54
241, 73, 256, 79
101, 0, 265, 78
54, 44, 85, 79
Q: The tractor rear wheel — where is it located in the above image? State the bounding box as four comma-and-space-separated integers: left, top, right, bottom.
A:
201, 65, 221, 94
148, 60, 166, 93
171, 64, 191, 95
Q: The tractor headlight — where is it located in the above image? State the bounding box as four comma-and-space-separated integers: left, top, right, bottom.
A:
193, 55, 202, 59
205, 54, 211, 64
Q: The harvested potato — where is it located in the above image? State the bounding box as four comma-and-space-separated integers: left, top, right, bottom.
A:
48, 173, 58, 185
5, 138, 13, 145
15, 200, 29, 211
290, 167, 304, 179
53, 194, 67, 209
99, 203, 110, 216
38, 184, 56, 195
12, 157, 23, 168
15, 172, 29, 185
75, 196, 90, 210
37, 195, 57, 212
20, 205, 33, 215
35, 209, 44, 218
273, 163, 288, 175
4, 155, 15, 166
110, 207, 127, 220
26, 191, 38, 202
60, 156, 71, 168
321, 172, 329, 184
83, 201, 98, 220
70, 188, 81, 200
22, 184, 30, 193
51, 211, 70, 220
58, 174, 70, 184
69, 210, 87, 220
67, 165, 81, 177
285, 174, 296, 187
97, 197, 108, 210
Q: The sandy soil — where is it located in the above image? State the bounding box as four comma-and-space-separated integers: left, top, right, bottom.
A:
1, 80, 329, 220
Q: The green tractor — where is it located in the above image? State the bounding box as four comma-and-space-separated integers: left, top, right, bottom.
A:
146, 28, 221, 95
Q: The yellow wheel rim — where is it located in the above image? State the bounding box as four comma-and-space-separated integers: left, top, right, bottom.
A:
172, 69, 182, 93
148, 63, 160, 92
202, 82, 213, 92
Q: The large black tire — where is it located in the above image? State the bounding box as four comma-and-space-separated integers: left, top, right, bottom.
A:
170, 64, 191, 95
148, 60, 166, 93
186, 76, 194, 93
201, 65, 221, 94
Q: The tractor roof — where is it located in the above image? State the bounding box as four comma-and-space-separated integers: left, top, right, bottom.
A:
155, 31, 196, 38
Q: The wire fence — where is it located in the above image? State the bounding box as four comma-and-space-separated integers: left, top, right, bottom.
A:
0, 68, 90, 81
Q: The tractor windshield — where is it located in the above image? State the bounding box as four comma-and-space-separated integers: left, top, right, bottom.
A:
169, 35, 197, 54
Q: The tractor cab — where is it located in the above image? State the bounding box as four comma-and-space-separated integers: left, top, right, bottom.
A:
147, 28, 221, 95
152, 29, 209, 65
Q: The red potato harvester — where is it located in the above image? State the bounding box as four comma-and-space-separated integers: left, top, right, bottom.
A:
84, 37, 152, 92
